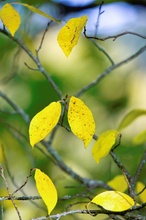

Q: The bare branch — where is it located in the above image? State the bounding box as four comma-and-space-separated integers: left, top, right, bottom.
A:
84, 29, 146, 41
91, 40, 114, 65
94, 0, 104, 36
130, 150, 146, 194
76, 44, 146, 97
31, 204, 146, 220
133, 150, 146, 184
0, 196, 41, 201
0, 29, 63, 99
0, 90, 30, 123
12, 169, 34, 195
0, 165, 22, 220
24, 62, 40, 71
42, 140, 111, 190
36, 22, 53, 55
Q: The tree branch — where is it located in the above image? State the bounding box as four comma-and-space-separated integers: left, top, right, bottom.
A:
31, 203, 146, 220
0, 91, 30, 123
76, 44, 146, 97
130, 150, 146, 193
91, 40, 114, 65
0, 165, 22, 220
84, 29, 146, 41
0, 91, 111, 190
0, 29, 63, 99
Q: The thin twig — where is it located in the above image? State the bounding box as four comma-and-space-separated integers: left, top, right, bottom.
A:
84, 29, 146, 41
94, 0, 104, 36
129, 150, 146, 197
1, 144, 22, 191
0, 165, 22, 220
76, 44, 146, 97
0, 196, 41, 201
12, 169, 34, 195
0, 193, 90, 202
133, 150, 146, 186
24, 62, 39, 71
91, 39, 114, 65
0, 143, 44, 211
110, 150, 135, 199
36, 22, 52, 54
31, 204, 146, 220
0, 29, 63, 99
0, 90, 30, 123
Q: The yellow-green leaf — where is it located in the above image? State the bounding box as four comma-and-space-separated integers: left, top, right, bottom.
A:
92, 130, 119, 164
68, 96, 95, 148
0, 4, 21, 36
12, 3, 60, 24
57, 15, 88, 57
35, 169, 58, 215
133, 130, 146, 145
136, 182, 146, 203
29, 102, 61, 147
118, 109, 146, 131
108, 175, 128, 192
90, 191, 135, 212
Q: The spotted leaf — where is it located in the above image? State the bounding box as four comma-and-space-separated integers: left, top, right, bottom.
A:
90, 191, 135, 212
29, 102, 61, 147
57, 16, 88, 57
68, 96, 95, 148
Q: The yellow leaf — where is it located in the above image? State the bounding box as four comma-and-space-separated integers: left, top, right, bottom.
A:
136, 182, 146, 203
108, 175, 128, 192
29, 102, 61, 147
12, 3, 60, 24
90, 191, 135, 212
35, 169, 58, 215
0, 4, 21, 36
92, 130, 119, 164
68, 96, 95, 148
57, 15, 88, 57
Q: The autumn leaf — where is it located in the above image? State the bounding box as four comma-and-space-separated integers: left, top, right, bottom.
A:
92, 130, 119, 164
35, 169, 58, 215
13, 3, 60, 24
90, 191, 135, 212
0, 4, 21, 36
68, 96, 95, 148
118, 109, 146, 131
57, 15, 88, 57
136, 182, 146, 203
108, 175, 128, 192
29, 102, 61, 147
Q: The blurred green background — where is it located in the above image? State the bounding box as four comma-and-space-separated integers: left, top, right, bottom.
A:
0, 0, 146, 219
